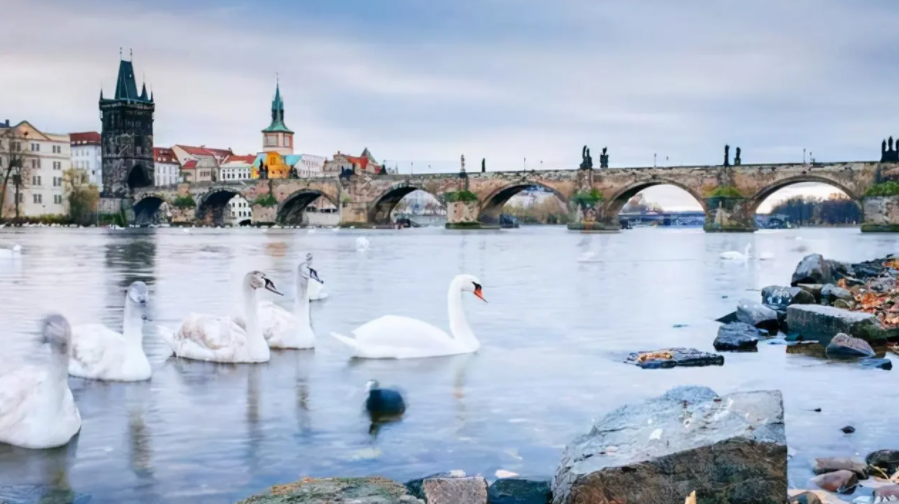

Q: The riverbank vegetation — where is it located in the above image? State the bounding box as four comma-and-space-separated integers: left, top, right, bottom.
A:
767, 193, 860, 225
502, 198, 570, 224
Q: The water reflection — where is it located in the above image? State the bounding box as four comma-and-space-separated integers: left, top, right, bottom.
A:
1, 227, 899, 502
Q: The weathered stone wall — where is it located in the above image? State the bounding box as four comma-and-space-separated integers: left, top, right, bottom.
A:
862, 196, 899, 232
100, 101, 155, 198
446, 201, 479, 228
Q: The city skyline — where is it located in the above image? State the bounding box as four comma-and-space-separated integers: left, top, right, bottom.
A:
3, 0, 898, 211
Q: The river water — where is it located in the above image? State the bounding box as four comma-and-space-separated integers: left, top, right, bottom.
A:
0, 226, 896, 503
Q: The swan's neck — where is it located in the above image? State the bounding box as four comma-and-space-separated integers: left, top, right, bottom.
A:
294, 275, 311, 327
122, 300, 143, 344
45, 346, 70, 405
447, 279, 479, 351
243, 284, 270, 360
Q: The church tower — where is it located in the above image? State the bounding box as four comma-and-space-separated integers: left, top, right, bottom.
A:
99, 52, 155, 197
261, 80, 294, 155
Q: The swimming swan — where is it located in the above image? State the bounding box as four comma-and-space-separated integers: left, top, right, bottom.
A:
258, 254, 322, 349
159, 271, 281, 363
356, 237, 370, 251
0, 315, 82, 449
0, 244, 21, 258
720, 244, 751, 261
69, 281, 152, 381
330, 274, 487, 359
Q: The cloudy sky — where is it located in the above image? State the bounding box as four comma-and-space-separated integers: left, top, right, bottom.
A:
3, 0, 897, 212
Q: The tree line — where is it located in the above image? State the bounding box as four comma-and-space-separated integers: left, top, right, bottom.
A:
767, 193, 860, 225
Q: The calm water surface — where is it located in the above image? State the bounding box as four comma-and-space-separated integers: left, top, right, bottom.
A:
0, 226, 897, 503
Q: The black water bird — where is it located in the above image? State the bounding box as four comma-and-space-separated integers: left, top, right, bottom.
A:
365, 379, 406, 420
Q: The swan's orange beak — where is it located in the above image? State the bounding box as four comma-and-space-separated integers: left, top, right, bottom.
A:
473, 286, 487, 302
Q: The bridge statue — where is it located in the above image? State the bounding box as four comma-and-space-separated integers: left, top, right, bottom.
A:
723, 145, 730, 167
734, 147, 742, 166
599, 147, 609, 168
579, 145, 593, 170
883, 136, 899, 163
481, 158, 486, 173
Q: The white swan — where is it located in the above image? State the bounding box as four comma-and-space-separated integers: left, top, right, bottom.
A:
330, 274, 487, 359
69, 281, 152, 381
0, 244, 22, 258
758, 251, 775, 261
159, 271, 281, 363
356, 236, 370, 251
720, 244, 751, 261
258, 254, 322, 349
308, 276, 327, 301
0, 315, 82, 449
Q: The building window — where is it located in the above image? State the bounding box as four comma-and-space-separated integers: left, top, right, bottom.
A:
31, 158, 39, 169
54, 194, 62, 204
17, 193, 23, 203
31, 143, 39, 152
53, 161, 61, 170
33, 194, 42, 204
32, 175, 41, 186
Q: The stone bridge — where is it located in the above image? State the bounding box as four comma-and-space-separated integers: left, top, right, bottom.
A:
131, 161, 899, 231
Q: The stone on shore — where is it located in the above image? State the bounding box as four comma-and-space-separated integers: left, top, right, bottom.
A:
867, 450, 899, 474
821, 284, 853, 304
235, 477, 424, 504
736, 298, 780, 333
762, 285, 816, 310
487, 478, 552, 504
810, 469, 858, 494
811, 457, 869, 479
861, 358, 893, 370
422, 476, 487, 504
873, 484, 899, 501
792, 254, 834, 286
825, 333, 876, 359
713, 322, 760, 351
788, 491, 823, 504
786, 304, 885, 343
624, 348, 724, 369
551, 386, 786, 504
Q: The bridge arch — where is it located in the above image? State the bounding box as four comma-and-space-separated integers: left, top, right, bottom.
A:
602, 179, 707, 218
133, 195, 166, 225
367, 183, 442, 226
196, 189, 241, 226
747, 174, 862, 216
478, 181, 570, 225
276, 189, 337, 226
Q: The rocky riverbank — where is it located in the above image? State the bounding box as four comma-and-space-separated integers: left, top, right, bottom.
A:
237, 253, 899, 504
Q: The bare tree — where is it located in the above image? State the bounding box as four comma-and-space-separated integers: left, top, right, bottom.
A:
0, 126, 33, 220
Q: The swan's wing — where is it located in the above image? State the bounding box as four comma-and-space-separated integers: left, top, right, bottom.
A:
171, 313, 247, 359
69, 324, 123, 374
0, 366, 40, 433
257, 301, 296, 342
308, 280, 326, 300
351, 315, 452, 347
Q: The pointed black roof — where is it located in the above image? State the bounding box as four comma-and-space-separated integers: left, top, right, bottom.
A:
102, 58, 152, 104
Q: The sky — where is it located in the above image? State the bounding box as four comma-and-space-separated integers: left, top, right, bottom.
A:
2, 0, 898, 212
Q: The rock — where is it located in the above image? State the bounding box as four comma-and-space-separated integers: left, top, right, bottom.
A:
812, 457, 869, 479
842, 425, 856, 434
797, 284, 826, 302
406, 472, 464, 500
860, 358, 893, 370
873, 484, 899, 501
826, 333, 876, 359
624, 348, 724, 369
810, 469, 858, 494
822, 284, 853, 304
866, 450, 899, 474
236, 477, 424, 504
788, 489, 847, 504
423, 477, 487, 504
786, 304, 885, 343
736, 298, 780, 333
789, 491, 823, 504
715, 311, 739, 324
487, 478, 552, 504
793, 254, 834, 286
834, 299, 855, 310
714, 322, 760, 351
762, 285, 816, 309
786, 341, 827, 358
552, 386, 786, 504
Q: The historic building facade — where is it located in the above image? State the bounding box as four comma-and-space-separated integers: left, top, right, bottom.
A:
70, 131, 102, 187
99, 58, 155, 197
0, 121, 70, 217
261, 82, 294, 156
153, 147, 180, 186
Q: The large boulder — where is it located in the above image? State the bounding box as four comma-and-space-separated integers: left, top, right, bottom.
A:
792, 254, 834, 286
236, 477, 424, 504
821, 284, 852, 305
824, 333, 876, 359
423, 477, 487, 504
810, 469, 857, 494
624, 348, 724, 369
487, 478, 552, 504
551, 386, 786, 504
811, 457, 868, 478
866, 449, 899, 474
761, 285, 815, 310
785, 304, 885, 343
736, 298, 780, 333
714, 322, 760, 351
